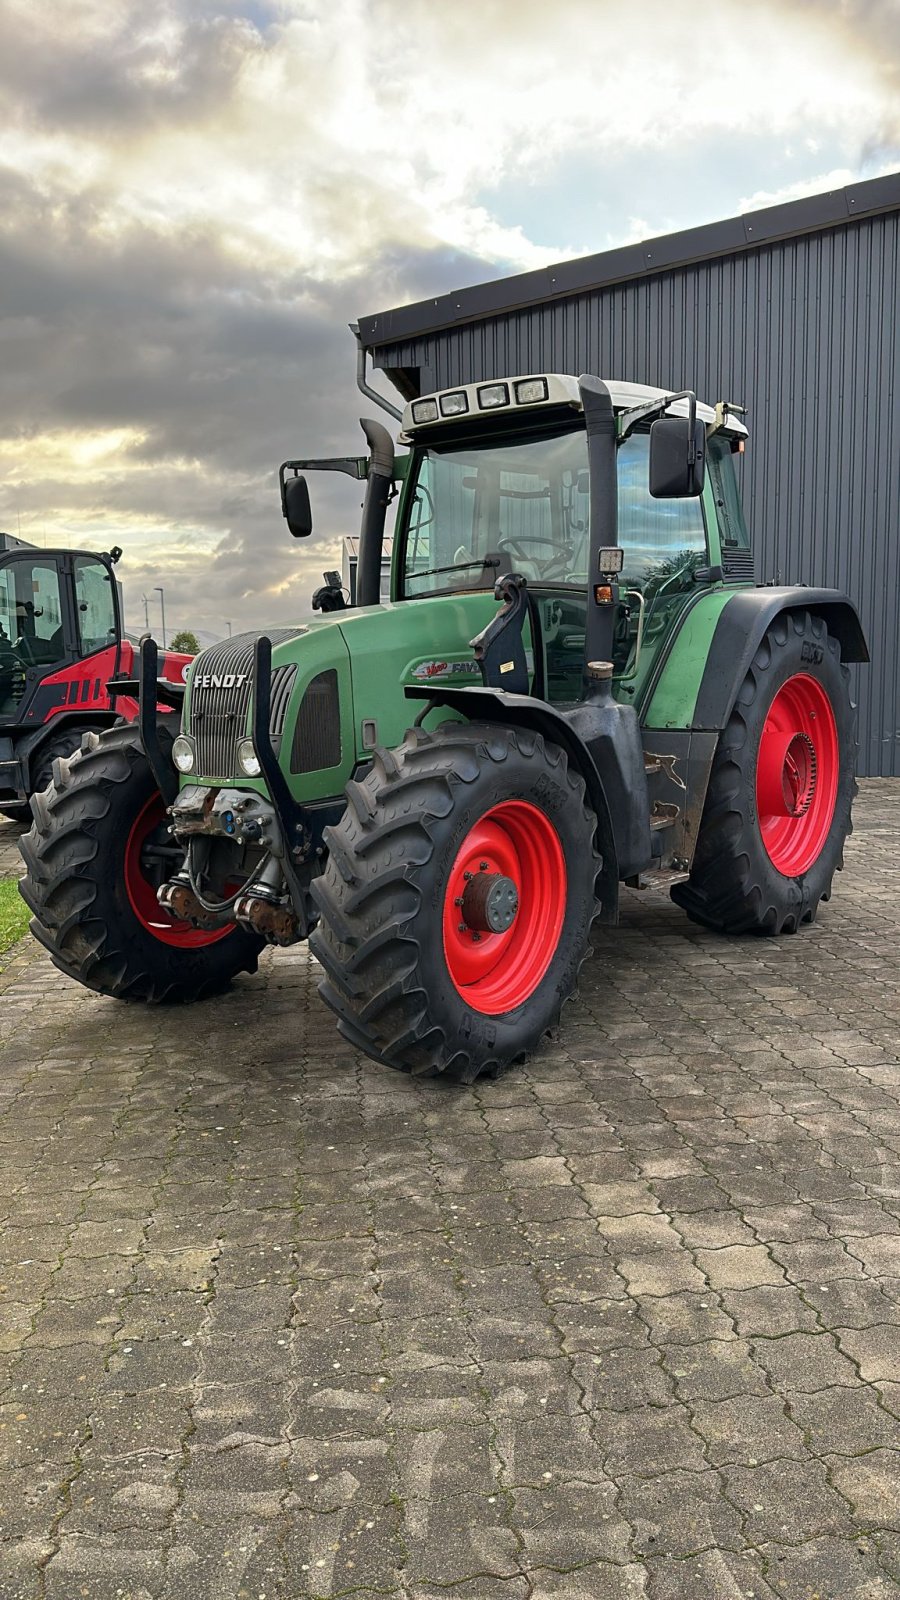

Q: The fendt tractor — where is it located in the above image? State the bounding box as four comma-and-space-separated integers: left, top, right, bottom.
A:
20, 367, 867, 1081
0, 534, 189, 818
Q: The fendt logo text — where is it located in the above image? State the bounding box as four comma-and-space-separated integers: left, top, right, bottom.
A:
196, 672, 249, 690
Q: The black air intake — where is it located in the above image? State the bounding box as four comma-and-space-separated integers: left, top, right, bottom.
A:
188, 628, 299, 778
291, 669, 341, 773
722, 549, 755, 582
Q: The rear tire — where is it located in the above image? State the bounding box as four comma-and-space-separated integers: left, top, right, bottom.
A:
309, 722, 601, 1082
19, 723, 263, 1001
672, 610, 857, 934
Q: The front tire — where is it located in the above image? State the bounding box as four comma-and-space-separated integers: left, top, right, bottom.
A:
309, 722, 601, 1082
19, 723, 263, 1001
672, 610, 857, 934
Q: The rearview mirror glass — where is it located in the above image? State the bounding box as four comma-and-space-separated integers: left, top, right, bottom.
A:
649, 416, 706, 499
283, 474, 313, 538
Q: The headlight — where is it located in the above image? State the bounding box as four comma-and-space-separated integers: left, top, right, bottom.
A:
237, 737, 261, 778
477, 382, 510, 410
514, 377, 549, 404
411, 398, 439, 424
172, 735, 195, 774
439, 390, 468, 417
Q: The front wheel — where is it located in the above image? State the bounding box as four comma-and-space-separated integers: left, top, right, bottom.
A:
672, 610, 857, 934
19, 723, 263, 1001
309, 722, 601, 1082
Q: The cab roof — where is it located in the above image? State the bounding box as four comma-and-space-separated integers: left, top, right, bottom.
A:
399, 374, 749, 441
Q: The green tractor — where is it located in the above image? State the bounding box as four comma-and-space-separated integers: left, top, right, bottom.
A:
19, 371, 867, 1080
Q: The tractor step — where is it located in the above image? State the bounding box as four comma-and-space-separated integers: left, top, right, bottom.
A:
628, 863, 691, 892
649, 801, 680, 831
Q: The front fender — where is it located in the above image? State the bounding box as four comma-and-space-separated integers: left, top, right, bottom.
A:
406, 684, 620, 923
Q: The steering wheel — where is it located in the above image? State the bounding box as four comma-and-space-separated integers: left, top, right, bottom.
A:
497, 535, 574, 581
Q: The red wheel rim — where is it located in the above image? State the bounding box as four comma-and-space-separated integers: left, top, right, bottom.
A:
756, 673, 839, 876
442, 800, 566, 1016
124, 794, 235, 948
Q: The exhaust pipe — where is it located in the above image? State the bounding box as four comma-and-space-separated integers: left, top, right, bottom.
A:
356, 418, 395, 609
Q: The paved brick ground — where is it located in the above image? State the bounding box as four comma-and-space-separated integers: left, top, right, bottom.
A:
0, 784, 899, 1599
0, 817, 25, 880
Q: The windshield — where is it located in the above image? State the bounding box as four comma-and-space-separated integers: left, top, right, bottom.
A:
401, 425, 709, 597
402, 429, 590, 597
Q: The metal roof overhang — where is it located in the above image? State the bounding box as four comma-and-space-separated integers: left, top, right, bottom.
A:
358, 170, 900, 354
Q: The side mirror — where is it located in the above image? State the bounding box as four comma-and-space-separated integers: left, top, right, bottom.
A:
649, 416, 706, 498
282, 474, 313, 538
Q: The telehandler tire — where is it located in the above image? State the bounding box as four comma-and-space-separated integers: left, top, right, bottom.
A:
19, 723, 263, 1001
0, 727, 88, 820
672, 609, 856, 934
309, 721, 601, 1082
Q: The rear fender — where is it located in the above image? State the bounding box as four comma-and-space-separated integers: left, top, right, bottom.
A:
405, 684, 619, 923
692, 588, 868, 731
646, 587, 868, 735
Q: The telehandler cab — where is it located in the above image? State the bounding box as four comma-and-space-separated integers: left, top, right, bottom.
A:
20, 370, 867, 1081
0, 535, 189, 818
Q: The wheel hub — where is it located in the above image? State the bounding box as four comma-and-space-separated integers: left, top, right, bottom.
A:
442, 801, 567, 1014
781, 731, 817, 817
460, 871, 519, 934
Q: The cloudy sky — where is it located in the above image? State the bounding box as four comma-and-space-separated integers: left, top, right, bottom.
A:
1, 0, 897, 642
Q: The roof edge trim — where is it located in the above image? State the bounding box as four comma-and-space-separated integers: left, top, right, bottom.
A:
358, 171, 900, 350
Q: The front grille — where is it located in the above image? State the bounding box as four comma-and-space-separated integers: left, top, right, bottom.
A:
291, 669, 341, 773
188, 628, 300, 777
722, 548, 755, 582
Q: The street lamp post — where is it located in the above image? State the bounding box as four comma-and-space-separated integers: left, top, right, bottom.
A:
226, 621, 232, 637
154, 586, 167, 648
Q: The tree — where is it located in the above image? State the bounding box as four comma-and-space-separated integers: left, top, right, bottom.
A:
170, 629, 200, 655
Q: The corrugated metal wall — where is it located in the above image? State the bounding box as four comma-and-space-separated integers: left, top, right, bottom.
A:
374, 214, 900, 775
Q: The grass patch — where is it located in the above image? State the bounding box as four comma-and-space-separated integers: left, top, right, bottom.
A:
0, 878, 29, 957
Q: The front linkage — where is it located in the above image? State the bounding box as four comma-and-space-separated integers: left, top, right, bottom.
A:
150, 635, 318, 949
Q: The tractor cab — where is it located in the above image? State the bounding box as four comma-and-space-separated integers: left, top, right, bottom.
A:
392, 376, 751, 707
0, 540, 121, 730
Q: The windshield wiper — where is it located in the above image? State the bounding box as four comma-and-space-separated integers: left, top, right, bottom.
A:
408, 557, 499, 582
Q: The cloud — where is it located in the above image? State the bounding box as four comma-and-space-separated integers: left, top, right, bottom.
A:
0, 0, 897, 639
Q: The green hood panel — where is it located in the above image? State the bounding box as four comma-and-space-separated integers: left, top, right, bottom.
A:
180, 593, 499, 801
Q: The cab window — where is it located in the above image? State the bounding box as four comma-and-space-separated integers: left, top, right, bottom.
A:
617, 433, 708, 586
74, 556, 117, 654
707, 436, 750, 552
5, 560, 66, 667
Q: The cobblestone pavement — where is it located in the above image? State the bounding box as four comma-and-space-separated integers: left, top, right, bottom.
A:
1, 783, 899, 1599
0, 817, 25, 880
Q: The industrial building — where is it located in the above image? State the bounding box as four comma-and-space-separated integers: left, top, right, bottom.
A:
359, 172, 900, 776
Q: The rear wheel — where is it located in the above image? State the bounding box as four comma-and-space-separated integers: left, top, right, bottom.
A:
672, 610, 856, 934
19, 723, 263, 1000
309, 722, 601, 1081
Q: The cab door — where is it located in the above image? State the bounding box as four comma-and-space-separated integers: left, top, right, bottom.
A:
0, 556, 72, 724
538, 432, 711, 706
611, 431, 711, 708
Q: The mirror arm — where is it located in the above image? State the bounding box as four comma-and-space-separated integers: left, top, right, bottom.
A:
618, 389, 697, 443
279, 456, 367, 484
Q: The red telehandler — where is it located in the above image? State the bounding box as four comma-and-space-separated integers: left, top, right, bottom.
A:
0, 533, 190, 817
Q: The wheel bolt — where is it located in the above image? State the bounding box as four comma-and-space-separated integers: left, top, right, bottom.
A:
454, 896, 463, 907
458, 923, 466, 934
472, 932, 481, 942
479, 861, 488, 870
463, 870, 472, 881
